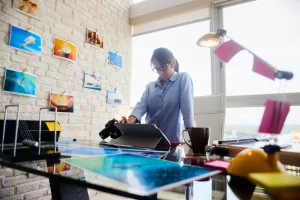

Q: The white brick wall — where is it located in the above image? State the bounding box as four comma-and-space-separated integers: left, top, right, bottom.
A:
0, 0, 133, 141
0, 160, 52, 200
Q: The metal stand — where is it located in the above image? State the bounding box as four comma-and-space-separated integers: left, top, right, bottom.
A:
185, 183, 192, 200
1, 105, 20, 157
39, 107, 57, 154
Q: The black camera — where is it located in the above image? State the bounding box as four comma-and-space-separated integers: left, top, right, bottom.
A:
99, 119, 123, 140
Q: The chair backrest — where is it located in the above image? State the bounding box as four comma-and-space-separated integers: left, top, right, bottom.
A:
194, 95, 226, 144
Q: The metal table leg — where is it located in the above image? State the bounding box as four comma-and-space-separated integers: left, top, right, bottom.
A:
49, 177, 90, 200
185, 183, 192, 200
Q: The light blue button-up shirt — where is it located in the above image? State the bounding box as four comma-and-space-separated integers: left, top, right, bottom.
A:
130, 72, 195, 142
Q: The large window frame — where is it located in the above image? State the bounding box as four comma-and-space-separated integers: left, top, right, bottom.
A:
131, 19, 213, 103
213, 0, 300, 103
130, 0, 300, 141
212, 0, 300, 138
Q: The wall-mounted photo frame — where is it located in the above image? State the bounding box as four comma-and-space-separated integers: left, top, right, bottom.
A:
86, 28, 104, 49
107, 90, 122, 106
49, 93, 74, 113
13, 0, 46, 20
3, 68, 37, 97
84, 72, 102, 91
53, 37, 78, 63
108, 51, 122, 69
9, 25, 42, 56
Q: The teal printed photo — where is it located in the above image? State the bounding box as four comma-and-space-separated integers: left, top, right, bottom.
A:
3, 68, 37, 97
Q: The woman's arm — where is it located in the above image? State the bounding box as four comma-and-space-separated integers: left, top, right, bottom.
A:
180, 73, 196, 128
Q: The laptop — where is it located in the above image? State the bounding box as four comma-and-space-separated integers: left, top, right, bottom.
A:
216, 137, 291, 149
109, 124, 171, 150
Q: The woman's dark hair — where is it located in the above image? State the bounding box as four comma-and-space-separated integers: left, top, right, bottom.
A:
150, 48, 179, 72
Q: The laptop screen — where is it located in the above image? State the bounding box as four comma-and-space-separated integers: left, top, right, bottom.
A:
112, 124, 170, 149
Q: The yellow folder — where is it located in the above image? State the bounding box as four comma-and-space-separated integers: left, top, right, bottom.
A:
45, 122, 62, 132
248, 172, 300, 193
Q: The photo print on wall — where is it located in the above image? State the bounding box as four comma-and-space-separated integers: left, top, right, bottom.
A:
9, 25, 42, 56
53, 38, 77, 63
3, 68, 37, 97
108, 51, 122, 69
107, 90, 122, 106
84, 72, 102, 91
49, 93, 74, 113
86, 28, 104, 49
13, 0, 46, 20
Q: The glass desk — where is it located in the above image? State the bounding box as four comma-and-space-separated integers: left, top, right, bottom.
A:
0, 141, 242, 200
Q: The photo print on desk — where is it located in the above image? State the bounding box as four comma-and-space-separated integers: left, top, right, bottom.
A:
9, 25, 42, 56
48, 163, 71, 174
84, 72, 102, 91
62, 154, 219, 194
60, 146, 167, 159
107, 90, 122, 106
53, 38, 77, 63
49, 93, 74, 113
86, 28, 104, 49
13, 0, 46, 20
108, 51, 122, 69
3, 68, 37, 97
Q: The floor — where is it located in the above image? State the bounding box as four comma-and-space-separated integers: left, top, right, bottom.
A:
88, 189, 270, 200
88, 189, 185, 200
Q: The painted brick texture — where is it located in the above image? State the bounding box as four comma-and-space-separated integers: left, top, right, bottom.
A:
0, 0, 133, 142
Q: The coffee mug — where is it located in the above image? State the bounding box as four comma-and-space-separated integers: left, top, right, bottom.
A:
183, 127, 210, 155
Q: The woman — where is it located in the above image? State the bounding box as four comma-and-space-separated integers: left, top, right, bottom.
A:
118, 48, 195, 142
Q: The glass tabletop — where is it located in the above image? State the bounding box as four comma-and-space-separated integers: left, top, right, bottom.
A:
0, 141, 242, 200
61, 153, 220, 196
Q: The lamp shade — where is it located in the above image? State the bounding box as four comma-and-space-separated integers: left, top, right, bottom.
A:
196, 32, 223, 48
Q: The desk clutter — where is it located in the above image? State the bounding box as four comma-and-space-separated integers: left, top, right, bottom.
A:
0, 106, 299, 200
1, 131, 300, 200
200, 138, 300, 200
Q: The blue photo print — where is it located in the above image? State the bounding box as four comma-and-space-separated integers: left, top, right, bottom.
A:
3, 68, 37, 97
84, 72, 102, 91
9, 25, 42, 56
60, 147, 167, 158
63, 154, 220, 196
107, 90, 122, 106
108, 51, 122, 69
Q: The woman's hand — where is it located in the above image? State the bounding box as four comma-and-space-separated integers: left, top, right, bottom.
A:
114, 116, 137, 124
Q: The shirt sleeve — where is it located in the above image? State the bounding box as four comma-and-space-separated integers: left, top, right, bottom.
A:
180, 73, 196, 128
130, 85, 149, 122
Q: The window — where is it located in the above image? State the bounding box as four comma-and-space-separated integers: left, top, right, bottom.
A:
131, 21, 211, 106
223, 0, 300, 96
224, 106, 300, 144
220, 0, 300, 142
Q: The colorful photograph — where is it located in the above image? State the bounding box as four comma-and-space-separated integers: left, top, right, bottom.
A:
108, 51, 122, 69
84, 72, 102, 91
49, 93, 74, 113
9, 25, 42, 56
48, 163, 71, 174
61, 147, 167, 159
53, 38, 77, 63
3, 68, 37, 97
107, 90, 122, 106
86, 28, 103, 49
13, 0, 46, 20
63, 154, 219, 195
